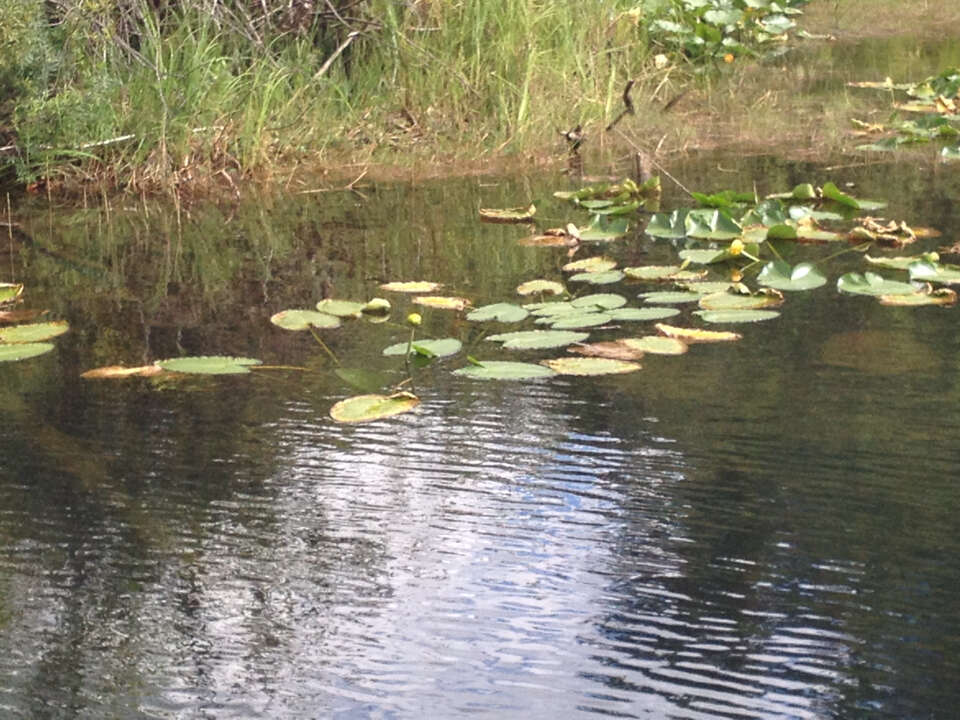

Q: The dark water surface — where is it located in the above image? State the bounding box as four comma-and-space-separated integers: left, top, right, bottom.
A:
3, 147, 960, 720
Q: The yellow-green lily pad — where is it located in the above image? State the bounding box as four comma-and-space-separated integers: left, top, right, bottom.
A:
562, 256, 617, 273
487, 329, 589, 350
316, 299, 366, 317
0, 342, 55, 363
329, 392, 420, 423
156, 356, 262, 375
541, 357, 641, 376
382, 338, 462, 357
695, 309, 781, 323
0, 321, 69, 344
0, 283, 24, 304
467, 303, 530, 323
270, 309, 341, 330
571, 293, 627, 310
568, 270, 625, 285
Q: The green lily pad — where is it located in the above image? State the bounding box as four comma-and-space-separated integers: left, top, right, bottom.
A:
562, 256, 617, 273
619, 336, 688, 355
487, 329, 590, 350
607, 307, 681, 322
517, 279, 565, 296
156, 356, 263, 375
0, 342, 55, 362
549, 311, 613, 329
568, 270, 625, 285
865, 254, 933, 270
453, 360, 556, 381
541, 357, 641, 376
571, 293, 627, 310
0, 321, 69, 344
820, 181, 859, 209
698, 291, 783, 311
577, 216, 630, 242
382, 337, 462, 358
270, 309, 341, 330
592, 200, 641, 216
908, 260, 960, 285
837, 271, 918, 296
329, 392, 420, 423
757, 261, 828, 291
645, 209, 689, 238
528, 301, 577, 317
315, 299, 366, 317
677, 248, 735, 265
640, 290, 708, 304
685, 208, 743, 240
694, 309, 781, 323
0, 283, 24, 304
467, 303, 530, 323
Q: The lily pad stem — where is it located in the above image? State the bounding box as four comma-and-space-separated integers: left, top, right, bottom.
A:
308, 328, 341, 366
820, 241, 872, 264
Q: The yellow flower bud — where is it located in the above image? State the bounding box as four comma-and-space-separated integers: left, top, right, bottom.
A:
406, 312, 422, 326
728, 239, 745, 256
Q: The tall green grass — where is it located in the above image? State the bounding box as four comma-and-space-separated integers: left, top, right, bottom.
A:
2, 0, 807, 192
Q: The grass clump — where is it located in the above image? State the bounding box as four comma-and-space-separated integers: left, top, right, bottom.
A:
0, 0, 810, 194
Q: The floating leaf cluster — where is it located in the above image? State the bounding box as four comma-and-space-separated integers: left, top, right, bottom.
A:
0, 283, 70, 364
76, 170, 955, 423
849, 67, 960, 158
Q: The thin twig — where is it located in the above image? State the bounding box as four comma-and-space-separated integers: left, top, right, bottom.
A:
612, 128, 694, 199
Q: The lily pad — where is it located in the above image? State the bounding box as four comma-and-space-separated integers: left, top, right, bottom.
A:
677, 248, 735, 265
549, 311, 613, 329
479, 203, 536, 223
156, 356, 263, 375
878, 289, 958, 306
577, 217, 630, 242
270, 309, 341, 330
0, 283, 24, 304
568, 341, 645, 361
695, 309, 781, 323
329, 392, 420, 423
541, 357, 641, 376
571, 293, 627, 310
452, 360, 556, 381
0, 342, 55, 363
698, 290, 783, 310
568, 270, 625, 285
837, 272, 918, 296
908, 260, 960, 285
655, 323, 742, 343
467, 303, 529, 323
619, 336, 688, 355
382, 337, 462, 358
528, 301, 577, 317
562, 256, 617, 273
413, 296, 472, 311
81, 364, 165, 379
607, 307, 680, 322
0, 321, 69, 344
517, 279, 565, 296
757, 261, 828, 291
379, 280, 442, 293
487, 329, 590, 350
315, 299, 366, 317
640, 290, 707, 304
865, 254, 933, 270
645, 209, 689, 238
685, 208, 743, 240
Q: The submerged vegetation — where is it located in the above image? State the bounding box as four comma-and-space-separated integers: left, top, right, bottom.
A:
0, 0, 810, 193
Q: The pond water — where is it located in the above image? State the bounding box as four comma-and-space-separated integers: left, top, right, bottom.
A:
3, 146, 960, 720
